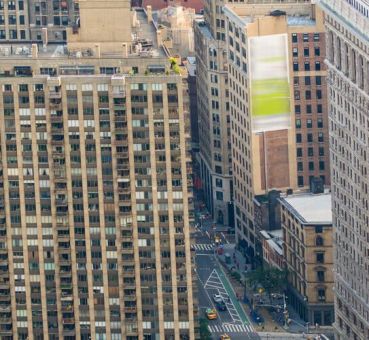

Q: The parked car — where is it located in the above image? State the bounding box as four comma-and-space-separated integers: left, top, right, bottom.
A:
215, 301, 227, 311
213, 294, 223, 304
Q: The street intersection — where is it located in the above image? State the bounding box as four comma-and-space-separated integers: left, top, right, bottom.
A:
194, 227, 260, 340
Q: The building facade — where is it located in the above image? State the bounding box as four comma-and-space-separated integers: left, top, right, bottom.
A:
194, 0, 233, 226
223, 1, 330, 264
0, 0, 78, 43
0, 1, 197, 339
319, 0, 369, 339
280, 193, 334, 326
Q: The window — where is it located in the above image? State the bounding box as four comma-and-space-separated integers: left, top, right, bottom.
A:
316, 76, 322, 86
306, 105, 312, 114
317, 271, 325, 282
294, 90, 300, 100
316, 253, 325, 264
297, 162, 303, 171
304, 47, 309, 57
215, 179, 223, 188
316, 90, 322, 99
309, 162, 314, 171
318, 133, 324, 142
303, 33, 309, 42
307, 119, 312, 128
304, 62, 310, 71
319, 147, 324, 156
319, 161, 325, 171
296, 134, 302, 143
295, 119, 301, 129
297, 148, 303, 157
298, 176, 304, 187
292, 33, 298, 43
295, 105, 301, 114
317, 104, 322, 114
305, 91, 311, 100
307, 133, 313, 143
314, 47, 320, 56
293, 62, 299, 72
216, 191, 223, 201
317, 118, 323, 128
315, 225, 323, 233
316, 236, 324, 246
305, 76, 311, 85
308, 147, 314, 157
315, 62, 321, 71
317, 288, 326, 301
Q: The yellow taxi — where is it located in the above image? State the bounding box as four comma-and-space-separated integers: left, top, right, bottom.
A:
220, 334, 231, 340
206, 308, 217, 320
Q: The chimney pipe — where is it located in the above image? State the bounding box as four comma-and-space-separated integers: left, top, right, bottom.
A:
156, 29, 162, 46
147, 5, 153, 23
31, 44, 38, 59
41, 27, 48, 47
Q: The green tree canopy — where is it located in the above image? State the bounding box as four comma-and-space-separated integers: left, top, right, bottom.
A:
199, 318, 212, 340
246, 266, 287, 295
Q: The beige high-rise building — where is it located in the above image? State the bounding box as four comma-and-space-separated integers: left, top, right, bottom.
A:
194, 0, 233, 226
280, 192, 334, 326
319, 0, 369, 339
0, 1, 197, 339
223, 1, 330, 265
0, 0, 78, 42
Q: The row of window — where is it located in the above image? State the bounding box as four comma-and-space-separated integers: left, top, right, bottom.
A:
293, 61, 322, 72
295, 118, 324, 129
297, 175, 326, 187
297, 147, 325, 157
296, 132, 325, 143
294, 75, 323, 86
297, 161, 326, 171
294, 89, 324, 100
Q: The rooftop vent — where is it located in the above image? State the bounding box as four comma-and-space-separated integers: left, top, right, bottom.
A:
310, 177, 324, 194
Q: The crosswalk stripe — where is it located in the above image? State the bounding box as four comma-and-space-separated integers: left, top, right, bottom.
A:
208, 323, 254, 334
192, 243, 214, 251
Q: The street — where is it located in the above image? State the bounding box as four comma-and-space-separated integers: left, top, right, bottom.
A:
193, 226, 260, 340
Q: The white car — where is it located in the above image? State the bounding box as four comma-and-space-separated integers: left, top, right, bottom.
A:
213, 294, 223, 304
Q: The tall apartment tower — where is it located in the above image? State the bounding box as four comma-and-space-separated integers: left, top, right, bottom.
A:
194, 0, 233, 226
0, 0, 78, 42
319, 0, 369, 339
0, 1, 197, 339
223, 1, 330, 264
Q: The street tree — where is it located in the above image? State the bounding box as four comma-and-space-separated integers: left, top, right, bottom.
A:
199, 318, 212, 340
246, 266, 287, 296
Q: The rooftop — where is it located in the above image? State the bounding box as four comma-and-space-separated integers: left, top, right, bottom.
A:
141, 0, 204, 13
237, 14, 315, 26
0, 9, 165, 61
280, 193, 332, 225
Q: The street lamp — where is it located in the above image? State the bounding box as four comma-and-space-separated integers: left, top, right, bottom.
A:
283, 293, 289, 329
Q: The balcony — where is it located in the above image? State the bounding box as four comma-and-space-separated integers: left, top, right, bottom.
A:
49, 91, 62, 99
62, 318, 75, 324
49, 99, 62, 109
